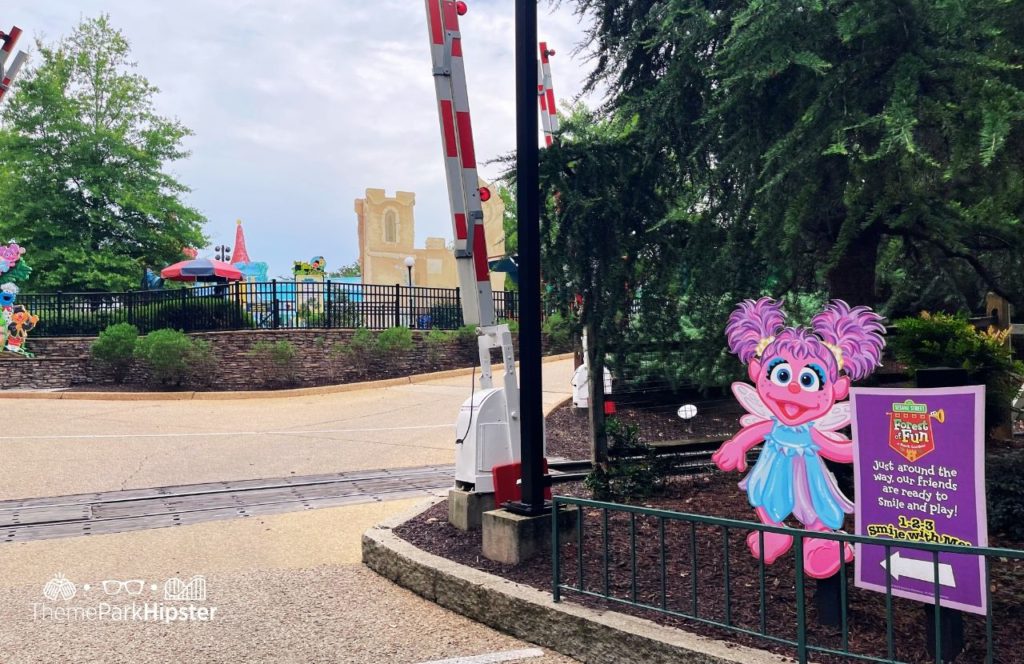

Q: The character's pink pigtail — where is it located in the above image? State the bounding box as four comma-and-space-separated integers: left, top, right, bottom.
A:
811, 300, 886, 381
726, 297, 786, 364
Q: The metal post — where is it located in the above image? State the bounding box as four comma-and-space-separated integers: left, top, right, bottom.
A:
326, 280, 332, 329
271, 279, 279, 329
917, 367, 968, 663
394, 283, 401, 329
235, 281, 243, 328
507, 0, 546, 516
56, 291, 63, 332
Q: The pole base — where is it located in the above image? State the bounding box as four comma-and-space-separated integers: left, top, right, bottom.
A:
503, 500, 551, 517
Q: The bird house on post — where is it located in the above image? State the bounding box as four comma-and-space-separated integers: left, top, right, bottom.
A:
0, 25, 28, 105
984, 292, 1011, 333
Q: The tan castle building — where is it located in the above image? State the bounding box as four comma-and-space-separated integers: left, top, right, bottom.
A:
354, 180, 506, 292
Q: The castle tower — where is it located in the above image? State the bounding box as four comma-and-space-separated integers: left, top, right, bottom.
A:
354, 182, 505, 290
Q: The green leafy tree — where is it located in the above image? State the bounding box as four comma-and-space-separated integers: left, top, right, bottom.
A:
0, 15, 207, 292
496, 182, 518, 255
327, 260, 361, 278
568, 0, 1024, 314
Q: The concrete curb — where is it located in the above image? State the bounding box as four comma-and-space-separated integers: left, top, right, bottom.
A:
0, 353, 575, 401
362, 501, 793, 664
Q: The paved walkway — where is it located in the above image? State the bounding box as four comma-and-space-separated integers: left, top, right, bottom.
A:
0, 359, 578, 663
0, 500, 576, 663
0, 358, 574, 501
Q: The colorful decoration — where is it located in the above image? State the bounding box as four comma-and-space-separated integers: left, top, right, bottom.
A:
229, 219, 251, 264
713, 297, 885, 579
851, 386, 988, 614
0, 242, 24, 273
0, 243, 37, 356
161, 258, 243, 282
6, 303, 38, 353
293, 256, 326, 277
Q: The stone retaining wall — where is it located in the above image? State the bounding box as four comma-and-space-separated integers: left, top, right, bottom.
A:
362, 502, 785, 664
9, 328, 564, 391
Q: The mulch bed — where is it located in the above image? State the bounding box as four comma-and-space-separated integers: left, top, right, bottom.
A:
396, 405, 1024, 664
544, 400, 745, 460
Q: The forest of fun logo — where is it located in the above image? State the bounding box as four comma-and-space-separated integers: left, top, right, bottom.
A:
888, 400, 945, 462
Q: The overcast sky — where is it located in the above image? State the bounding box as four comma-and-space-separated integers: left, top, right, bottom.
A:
7, 1, 598, 278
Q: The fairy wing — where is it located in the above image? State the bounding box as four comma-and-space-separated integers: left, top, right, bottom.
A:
815, 400, 851, 432
732, 382, 773, 427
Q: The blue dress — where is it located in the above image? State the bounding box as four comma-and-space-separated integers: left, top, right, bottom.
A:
738, 418, 853, 530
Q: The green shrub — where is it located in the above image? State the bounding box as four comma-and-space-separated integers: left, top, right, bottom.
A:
425, 329, 452, 364
135, 329, 194, 387
341, 328, 376, 373
326, 296, 362, 328
377, 326, 414, 355
135, 298, 253, 332
891, 312, 1024, 433
427, 303, 463, 329
248, 339, 299, 387
91, 323, 139, 383
542, 311, 572, 351
988, 448, 1024, 539
452, 324, 478, 345
584, 418, 668, 502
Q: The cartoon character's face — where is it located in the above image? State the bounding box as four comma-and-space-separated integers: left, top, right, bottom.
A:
749, 351, 850, 426
0, 291, 15, 307
0, 243, 24, 263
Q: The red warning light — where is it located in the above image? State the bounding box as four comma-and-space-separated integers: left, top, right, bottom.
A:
547, 48, 556, 57
479, 187, 491, 202
456, 1, 468, 16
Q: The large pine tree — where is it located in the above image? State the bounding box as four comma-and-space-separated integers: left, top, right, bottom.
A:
563, 0, 1024, 313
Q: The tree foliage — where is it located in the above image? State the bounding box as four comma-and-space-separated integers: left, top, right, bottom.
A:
0, 15, 207, 292
556, 0, 1024, 319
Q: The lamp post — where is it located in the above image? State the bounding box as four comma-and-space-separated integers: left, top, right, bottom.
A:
214, 244, 231, 262
404, 255, 415, 328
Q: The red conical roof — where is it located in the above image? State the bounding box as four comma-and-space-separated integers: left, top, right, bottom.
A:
230, 219, 251, 264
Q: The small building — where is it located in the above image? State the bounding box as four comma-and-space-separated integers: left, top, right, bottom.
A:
353, 182, 505, 292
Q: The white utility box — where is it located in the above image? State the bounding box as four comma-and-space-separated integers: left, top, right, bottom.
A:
571, 364, 613, 409
454, 387, 516, 493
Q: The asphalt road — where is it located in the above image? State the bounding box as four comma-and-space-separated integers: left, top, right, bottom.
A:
0, 359, 579, 663
0, 359, 575, 501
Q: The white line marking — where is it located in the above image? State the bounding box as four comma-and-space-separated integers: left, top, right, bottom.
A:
414, 649, 545, 664
0, 424, 453, 441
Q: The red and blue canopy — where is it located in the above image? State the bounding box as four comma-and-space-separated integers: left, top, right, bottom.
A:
161, 258, 242, 282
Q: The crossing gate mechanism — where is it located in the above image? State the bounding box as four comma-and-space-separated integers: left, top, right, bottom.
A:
424, 0, 557, 493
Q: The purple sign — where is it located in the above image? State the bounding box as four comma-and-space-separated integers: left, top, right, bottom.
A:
851, 386, 987, 615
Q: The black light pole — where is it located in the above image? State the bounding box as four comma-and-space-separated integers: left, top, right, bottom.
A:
507, 0, 546, 516
214, 244, 231, 262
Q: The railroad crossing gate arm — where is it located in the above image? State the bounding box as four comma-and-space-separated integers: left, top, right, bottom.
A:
424, 0, 494, 327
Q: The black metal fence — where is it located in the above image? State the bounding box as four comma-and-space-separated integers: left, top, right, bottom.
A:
553, 495, 1023, 664
21, 281, 520, 337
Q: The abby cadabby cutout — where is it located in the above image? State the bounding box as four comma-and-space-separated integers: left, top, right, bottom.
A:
712, 297, 885, 579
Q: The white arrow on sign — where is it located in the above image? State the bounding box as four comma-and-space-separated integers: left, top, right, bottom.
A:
880, 551, 956, 588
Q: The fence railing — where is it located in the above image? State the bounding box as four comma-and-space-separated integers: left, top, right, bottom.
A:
20, 282, 520, 337
551, 495, 1023, 664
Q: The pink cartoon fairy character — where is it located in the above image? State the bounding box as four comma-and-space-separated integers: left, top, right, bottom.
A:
712, 297, 885, 578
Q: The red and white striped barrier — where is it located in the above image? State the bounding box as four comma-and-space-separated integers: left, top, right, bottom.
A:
424, 0, 494, 327
538, 42, 558, 146
0, 26, 27, 104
